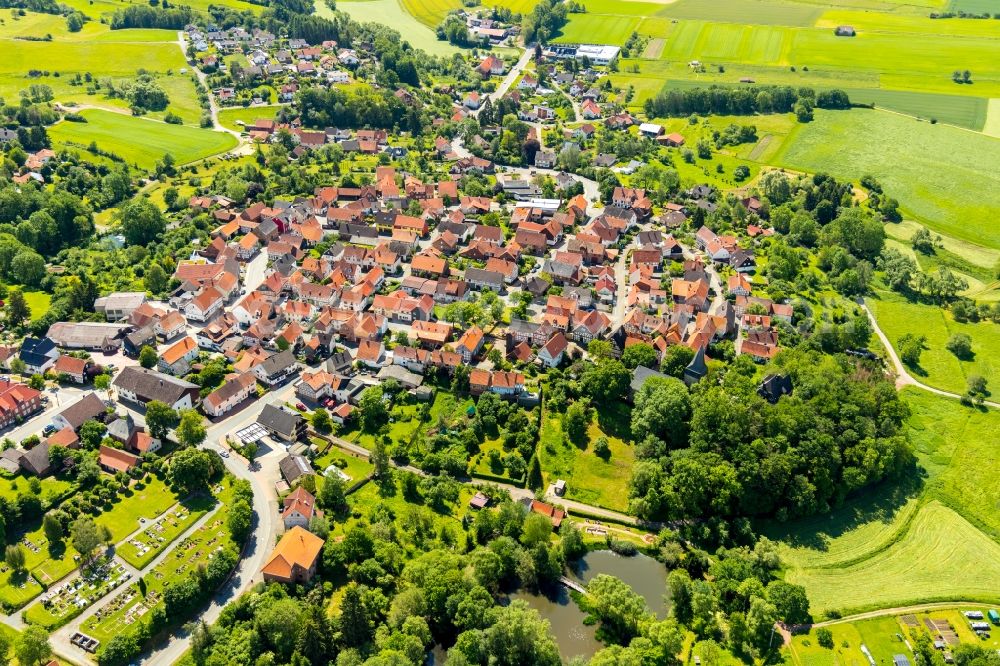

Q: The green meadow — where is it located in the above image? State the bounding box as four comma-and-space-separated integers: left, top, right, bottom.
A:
867, 289, 1000, 393
48, 109, 238, 169
538, 403, 635, 512
216, 104, 285, 133
321, 0, 458, 55
0, 10, 202, 123
772, 108, 1000, 250
58, 0, 264, 19
768, 388, 1000, 616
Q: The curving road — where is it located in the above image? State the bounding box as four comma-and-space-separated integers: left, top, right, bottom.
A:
858, 299, 999, 409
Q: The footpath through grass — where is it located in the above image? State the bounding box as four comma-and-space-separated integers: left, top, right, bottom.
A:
867, 289, 1000, 394
48, 110, 238, 170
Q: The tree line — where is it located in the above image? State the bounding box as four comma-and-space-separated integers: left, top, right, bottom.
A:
644, 85, 851, 118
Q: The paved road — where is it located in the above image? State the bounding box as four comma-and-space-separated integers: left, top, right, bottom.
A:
50, 506, 223, 664
176, 31, 241, 139
485, 48, 533, 110
132, 383, 296, 665
807, 600, 998, 628
1, 385, 89, 443
858, 299, 999, 409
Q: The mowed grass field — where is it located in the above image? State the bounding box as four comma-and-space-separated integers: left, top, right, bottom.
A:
400, 0, 460, 27
49, 110, 238, 169
58, 0, 264, 19
553, 14, 643, 45
779, 501, 1000, 615
769, 388, 1000, 616
842, 88, 988, 129
772, 109, 1000, 250
867, 288, 1000, 393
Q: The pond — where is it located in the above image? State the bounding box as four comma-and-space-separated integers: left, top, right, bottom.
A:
505, 549, 669, 662
568, 549, 671, 618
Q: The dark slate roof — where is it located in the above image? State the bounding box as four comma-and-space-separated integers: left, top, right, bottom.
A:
257, 403, 303, 439
279, 453, 313, 483
112, 367, 198, 404
630, 366, 668, 394
758, 374, 793, 403
20, 443, 51, 476
56, 393, 107, 430
257, 349, 297, 377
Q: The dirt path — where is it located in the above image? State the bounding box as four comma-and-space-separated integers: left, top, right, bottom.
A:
807, 600, 993, 628
858, 298, 1000, 409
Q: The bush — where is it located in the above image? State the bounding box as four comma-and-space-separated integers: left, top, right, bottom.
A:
816, 628, 834, 649
945, 333, 972, 359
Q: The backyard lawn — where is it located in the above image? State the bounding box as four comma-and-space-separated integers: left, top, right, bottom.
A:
216, 104, 285, 133
0, 474, 73, 504
789, 607, 1000, 666
538, 402, 634, 512
313, 441, 374, 485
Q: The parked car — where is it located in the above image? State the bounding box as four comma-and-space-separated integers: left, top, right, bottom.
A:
295, 402, 307, 411
43, 424, 56, 435
219, 449, 230, 458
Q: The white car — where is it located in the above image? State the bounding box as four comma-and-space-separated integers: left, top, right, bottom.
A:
219, 449, 230, 458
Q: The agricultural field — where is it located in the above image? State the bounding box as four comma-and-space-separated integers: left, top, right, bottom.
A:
883, 220, 1000, 274
841, 87, 988, 129
216, 104, 285, 133
553, 14, 643, 46
779, 500, 1000, 615
537, 403, 635, 512
772, 108, 1000, 250
0, 10, 201, 122
769, 389, 1000, 616
657, 0, 824, 26
59, 0, 265, 19
400, 0, 461, 28
321, 0, 458, 55
482, 0, 538, 12
48, 110, 238, 170
867, 289, 1000, 393
903, 389, 1000, 541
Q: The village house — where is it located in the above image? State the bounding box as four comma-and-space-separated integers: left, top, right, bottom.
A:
203, 372, 258, 418
262, 526, 324, 583
112, 367, 201, 410
282, 486, 323, 530
158, 336, 200, 376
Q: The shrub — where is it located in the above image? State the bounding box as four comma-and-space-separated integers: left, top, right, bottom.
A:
816, 627, 834, 648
